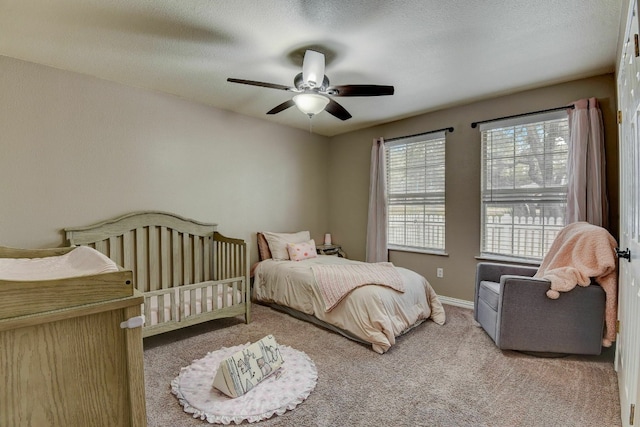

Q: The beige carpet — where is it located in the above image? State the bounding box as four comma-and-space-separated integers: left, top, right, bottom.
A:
144, 303, 621, 427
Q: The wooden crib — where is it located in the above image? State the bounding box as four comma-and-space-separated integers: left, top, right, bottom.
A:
65, 211, 250, 337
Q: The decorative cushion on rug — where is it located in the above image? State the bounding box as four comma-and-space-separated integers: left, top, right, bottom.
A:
172, 344, 317, 424
212, 335, 284, 398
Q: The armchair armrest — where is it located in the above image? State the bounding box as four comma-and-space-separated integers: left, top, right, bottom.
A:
474, 263, 539, 319
499, 275, 552, 306
476, 262, 538, 283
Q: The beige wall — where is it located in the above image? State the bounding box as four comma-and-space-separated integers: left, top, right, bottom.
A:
328, 74, 618, 302
1, 56, 618, 302
0, 56, 330, 262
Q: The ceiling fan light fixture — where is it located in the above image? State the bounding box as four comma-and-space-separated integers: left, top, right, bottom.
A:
293, 93, 329, 116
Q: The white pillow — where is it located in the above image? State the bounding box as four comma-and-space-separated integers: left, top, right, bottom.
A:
262, 231, 311, 260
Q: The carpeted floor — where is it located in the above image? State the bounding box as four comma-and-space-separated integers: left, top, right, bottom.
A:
143, 303, 621, 427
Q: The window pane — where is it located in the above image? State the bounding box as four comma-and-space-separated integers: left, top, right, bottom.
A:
388, 204, 445, 249
483, 202, 565, 259
386, 134, 445, 251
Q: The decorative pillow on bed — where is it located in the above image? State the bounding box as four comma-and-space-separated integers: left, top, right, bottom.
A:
287, 239, 317, 261
212, 334, 284, 398
261, 231, 311, 260
257, 233, 272, 260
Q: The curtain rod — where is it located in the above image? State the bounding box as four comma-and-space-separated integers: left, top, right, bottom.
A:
470, 105, 575, 129
385, 126, 454, 142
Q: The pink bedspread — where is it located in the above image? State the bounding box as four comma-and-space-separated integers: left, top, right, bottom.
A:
534, 221, 618, 346
311, 262, 405, 312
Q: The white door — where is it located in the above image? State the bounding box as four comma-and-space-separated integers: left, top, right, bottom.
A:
616, 2, 640, 425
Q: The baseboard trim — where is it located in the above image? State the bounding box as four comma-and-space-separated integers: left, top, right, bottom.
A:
438, 295, 474, 310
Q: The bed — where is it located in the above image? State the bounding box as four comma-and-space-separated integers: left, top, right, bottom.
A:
253, 232, 446, 353
65, 211, 250, 337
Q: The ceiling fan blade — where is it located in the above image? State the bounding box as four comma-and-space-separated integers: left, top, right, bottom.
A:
266, 99, 295, 115
328, 85, 395, 97
227, 78, 292, 91
325, 99, 352, 121
302, 50, 325, 88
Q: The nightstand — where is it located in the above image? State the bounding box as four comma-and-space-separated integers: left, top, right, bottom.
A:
316, 244, 347, 258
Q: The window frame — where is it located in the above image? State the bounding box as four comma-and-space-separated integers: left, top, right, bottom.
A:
479, 110, 569, 261
385, 131, 446, 254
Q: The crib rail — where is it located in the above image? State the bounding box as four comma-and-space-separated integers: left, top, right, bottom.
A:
213, 232, 247, 281
64, 211, 251, 334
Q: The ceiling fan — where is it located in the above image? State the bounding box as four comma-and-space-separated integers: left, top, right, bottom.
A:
227, 50, 394, 120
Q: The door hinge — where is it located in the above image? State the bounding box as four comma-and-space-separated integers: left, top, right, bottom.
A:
618, 110, 623, 124
616, 320, 620, 334
631, 403, 635, 425
635, 34, 639, 57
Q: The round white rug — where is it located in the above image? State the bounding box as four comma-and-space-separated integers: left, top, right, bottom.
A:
171, 344, 317, 425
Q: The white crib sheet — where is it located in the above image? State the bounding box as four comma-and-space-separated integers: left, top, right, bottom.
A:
146, 285, 242, 326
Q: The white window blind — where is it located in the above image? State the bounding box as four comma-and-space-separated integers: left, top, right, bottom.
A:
386, 131, 445, 251
480, 110, 569, 260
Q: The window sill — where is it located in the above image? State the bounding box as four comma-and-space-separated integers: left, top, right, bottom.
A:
475, 254, 540, 266
389, 246, 449, 257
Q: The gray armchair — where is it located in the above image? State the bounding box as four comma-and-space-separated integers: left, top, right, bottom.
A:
474, 262, 606, 355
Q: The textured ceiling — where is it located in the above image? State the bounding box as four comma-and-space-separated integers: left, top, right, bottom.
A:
0, 0, 623, 136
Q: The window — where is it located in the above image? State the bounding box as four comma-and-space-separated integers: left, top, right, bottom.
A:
386, 131, 445, 252
480, 111, 569, 260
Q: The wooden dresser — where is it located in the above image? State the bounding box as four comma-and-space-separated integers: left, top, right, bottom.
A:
0, 256, 147, 427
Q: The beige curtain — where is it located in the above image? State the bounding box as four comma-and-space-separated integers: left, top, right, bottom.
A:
565, 98, 608, 227
366, 137, 388, 263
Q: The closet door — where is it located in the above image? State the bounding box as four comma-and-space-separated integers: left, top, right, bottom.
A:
616, 1, 640, 426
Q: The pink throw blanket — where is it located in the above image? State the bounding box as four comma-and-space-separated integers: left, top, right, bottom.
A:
534, 222, 618, 346
311, 262, 405, 312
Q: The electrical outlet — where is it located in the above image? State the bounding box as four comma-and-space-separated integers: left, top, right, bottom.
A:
437, 268, 444, 278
